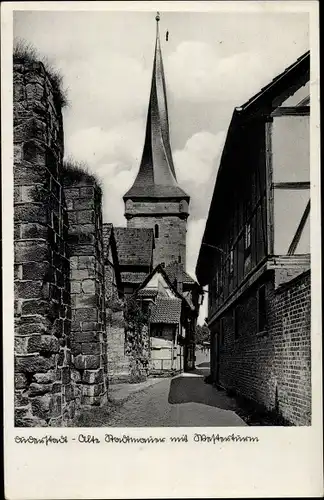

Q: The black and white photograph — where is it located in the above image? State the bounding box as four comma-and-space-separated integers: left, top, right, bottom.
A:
2, 1, 322, 498
10, 5, 315, 428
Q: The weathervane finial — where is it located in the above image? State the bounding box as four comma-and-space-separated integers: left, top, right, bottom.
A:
156, 12, 160, 22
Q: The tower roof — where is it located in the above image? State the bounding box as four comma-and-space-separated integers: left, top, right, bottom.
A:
124, 13, 189, 200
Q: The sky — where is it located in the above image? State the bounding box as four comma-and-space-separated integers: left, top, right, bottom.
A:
14, 8, 309, 324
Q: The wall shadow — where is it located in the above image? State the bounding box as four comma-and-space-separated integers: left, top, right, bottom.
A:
168, 375, 238, 411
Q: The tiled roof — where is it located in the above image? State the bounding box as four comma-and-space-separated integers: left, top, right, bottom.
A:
137, 288, 159, 298
115, 227, 154, 267
164, 262, 196, 285
121, 271, 149, 284
150, 298, 182, 324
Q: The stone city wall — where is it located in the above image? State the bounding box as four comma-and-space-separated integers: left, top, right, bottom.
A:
63, 176, 107, 405
14, 58, 108, 426
14, 60, 74, 426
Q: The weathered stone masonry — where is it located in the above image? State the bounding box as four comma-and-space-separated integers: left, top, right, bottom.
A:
63, 176, 107, 405
14, 61, 74, 426
13, 59, 107, 426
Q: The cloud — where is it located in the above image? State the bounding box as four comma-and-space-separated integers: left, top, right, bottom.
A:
165, 40, 306, 106
60, 52, 151, 131
65, 120, 145, 225
174, 130, 226, 185
173, 130, 226, 222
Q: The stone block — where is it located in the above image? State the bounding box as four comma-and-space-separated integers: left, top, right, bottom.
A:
14, 165, 48, 186
52, 381, 62, 393
72, 331, 99, 343
73, 354, 100, 370
82, 384, 103, 397
80, 394, 102, 406
74, 308, 98, 323
32, 370, 56, 384
82, 369, 103, 385
70, 256, 78, 269
15, 354, 55, 374
49, 393, 62, 418
82, 279, 96, 294
51, 318, 63, 338
21, 299, 49, 316
15, 389, 30, 407
75, 294, 97, 309
15, 240, 49, 264
15, 280, 43, 300
15, 372, 28, 389
71, 281, 81, 293
15, 319, 48, 336
82, 321, 100, 331
21, 222, 48, 239
31, 393, 52, 419
28, 334, 60, 354
69, 244, 96, 256
78, 256, 96, 270
78, 210, 94, 224
15, 335, 28, 354
71, 369, 81, 383
63, 384, 74, 402
63, 188, 80, 200
61, 366, 70, 385
29, 382, 53, 396
74, 199, 94, 210
22, 261, 49, 280
14, 203, 47, 224
81, 342, 101, 355
71, 269, 92, 281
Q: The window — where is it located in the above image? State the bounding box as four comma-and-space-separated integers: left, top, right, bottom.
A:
257, 285, 267, 332
229, 248, 234, 275
178, 255, 181, 263
154, 224, 159, 238
244, 222, 251, 252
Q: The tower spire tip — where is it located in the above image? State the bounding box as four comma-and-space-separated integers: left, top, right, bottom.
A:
156, 12, 160, 22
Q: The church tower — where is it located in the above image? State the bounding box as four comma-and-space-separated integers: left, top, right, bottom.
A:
123, 12, 190, 269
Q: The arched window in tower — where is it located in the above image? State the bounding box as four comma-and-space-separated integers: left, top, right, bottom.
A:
178, 255, 182, 263
154, 224, 159, 238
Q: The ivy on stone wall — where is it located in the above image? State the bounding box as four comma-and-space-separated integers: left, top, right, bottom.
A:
124, 297, 150, 383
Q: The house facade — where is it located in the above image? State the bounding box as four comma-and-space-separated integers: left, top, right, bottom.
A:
196, 52, 311, 425
134, 264, 199, 375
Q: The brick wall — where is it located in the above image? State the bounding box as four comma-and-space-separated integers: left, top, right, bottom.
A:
14, 61, 75, 426
63, 177, 107, 405
212, 270, 311, 425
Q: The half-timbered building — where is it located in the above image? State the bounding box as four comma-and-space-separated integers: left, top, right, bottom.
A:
196, 51, 311, 425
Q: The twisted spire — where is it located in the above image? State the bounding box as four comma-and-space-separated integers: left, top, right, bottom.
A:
124, 12, 188, 200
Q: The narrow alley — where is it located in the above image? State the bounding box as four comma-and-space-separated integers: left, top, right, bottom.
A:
73, 349, 247, 427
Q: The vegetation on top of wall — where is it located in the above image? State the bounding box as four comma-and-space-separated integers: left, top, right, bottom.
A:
13, 38, 69, 108
62, 158, 102, 193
